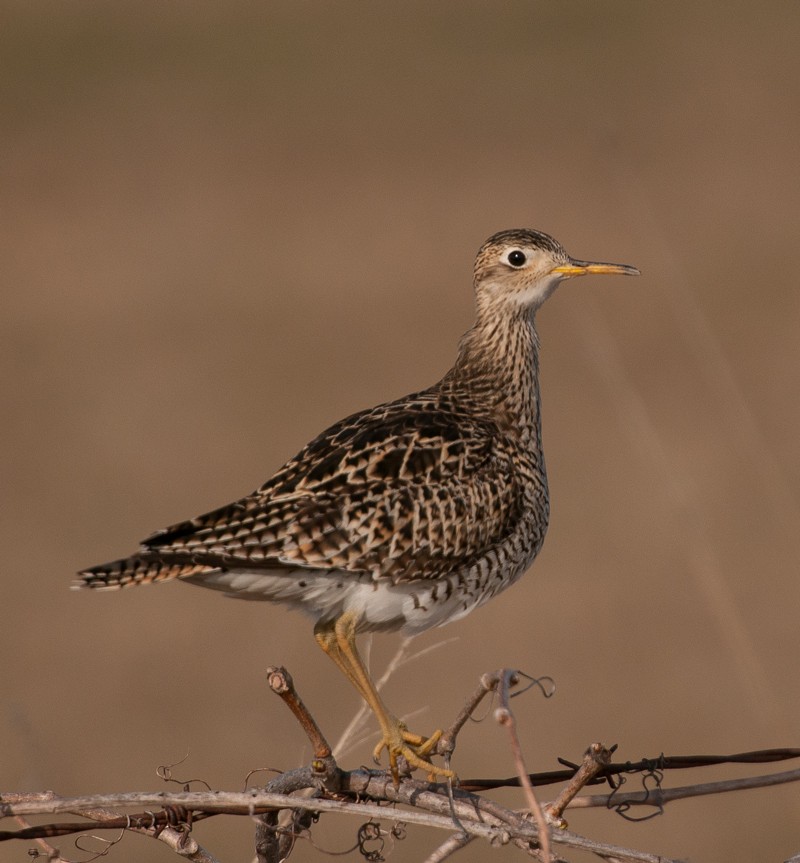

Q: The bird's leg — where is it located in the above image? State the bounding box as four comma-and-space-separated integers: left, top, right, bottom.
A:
313, 616, 374, 703
314, 613, 454, 784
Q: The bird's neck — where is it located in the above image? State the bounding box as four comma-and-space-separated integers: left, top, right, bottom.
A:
446, 308, 543, 443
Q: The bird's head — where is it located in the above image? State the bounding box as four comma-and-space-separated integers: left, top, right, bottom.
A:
473, 228, 640, 315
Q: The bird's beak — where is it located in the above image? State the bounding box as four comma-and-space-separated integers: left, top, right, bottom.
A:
551, 259, 641, 279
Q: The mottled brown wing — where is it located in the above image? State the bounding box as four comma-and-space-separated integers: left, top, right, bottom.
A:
143, 393, 523, 583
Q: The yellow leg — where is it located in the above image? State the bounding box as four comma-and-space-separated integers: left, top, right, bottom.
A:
314, 613, 454, 784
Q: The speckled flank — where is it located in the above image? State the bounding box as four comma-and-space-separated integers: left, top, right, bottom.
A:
77, 229, 636, 635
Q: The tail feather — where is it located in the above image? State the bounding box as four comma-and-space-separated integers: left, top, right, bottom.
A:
74, 554, 216, 591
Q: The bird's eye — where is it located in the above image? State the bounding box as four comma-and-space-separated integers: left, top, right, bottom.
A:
507, 250, 527, 267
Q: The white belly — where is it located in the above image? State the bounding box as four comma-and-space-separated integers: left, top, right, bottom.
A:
183, 567, 492, 635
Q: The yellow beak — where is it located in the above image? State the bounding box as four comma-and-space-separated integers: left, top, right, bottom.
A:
551, 259, 641, 278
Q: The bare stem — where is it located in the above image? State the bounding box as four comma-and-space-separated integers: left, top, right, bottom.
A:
13, 815, 66, 862
266, 666, 332, 760
544, 743, 614, 827
493, 669, 551, 863
437, 669, 505, 759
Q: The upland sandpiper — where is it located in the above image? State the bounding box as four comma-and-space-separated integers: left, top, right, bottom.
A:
77, 228, 639, 781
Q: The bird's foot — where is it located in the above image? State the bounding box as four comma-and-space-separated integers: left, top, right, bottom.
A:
373, 719, 455, 784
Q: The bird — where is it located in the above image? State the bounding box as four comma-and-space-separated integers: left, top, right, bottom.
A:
76, 228, 639, 782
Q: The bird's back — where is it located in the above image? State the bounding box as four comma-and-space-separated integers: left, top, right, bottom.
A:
77, 378, 548, 632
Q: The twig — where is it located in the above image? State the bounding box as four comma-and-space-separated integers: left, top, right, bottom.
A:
266, 666, 332, 760
259, 672, 344, 863
544, 743, 614, 827
493, 669, 551, 863
13, 815, 66, 862
436, 669, 502, 759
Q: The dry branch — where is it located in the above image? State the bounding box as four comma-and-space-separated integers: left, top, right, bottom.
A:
2, 666, 799, 863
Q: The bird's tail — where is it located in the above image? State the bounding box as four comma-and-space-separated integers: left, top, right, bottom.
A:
74, 554, 215, 591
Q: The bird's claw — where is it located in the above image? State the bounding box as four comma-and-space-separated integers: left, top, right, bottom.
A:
373, 723, 454, 785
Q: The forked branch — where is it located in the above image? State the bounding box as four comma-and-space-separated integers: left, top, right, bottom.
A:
2, 666, 799, 863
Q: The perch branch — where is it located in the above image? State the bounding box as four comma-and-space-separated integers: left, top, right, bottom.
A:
4, 668, 799, 863
0, 785, 678, 862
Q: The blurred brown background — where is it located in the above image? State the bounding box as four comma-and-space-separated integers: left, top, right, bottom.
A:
2, 2, 799, 861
